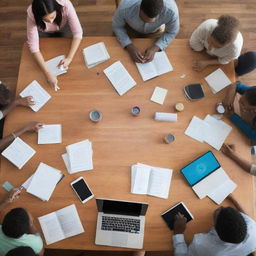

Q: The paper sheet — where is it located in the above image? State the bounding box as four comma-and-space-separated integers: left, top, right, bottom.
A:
62, 153, 72, 173
1, 137, 36, 169
131, 164, 151, 194
38, 124, 62, 144
45, 55, 67, 76
20, 80, 51, 112
150, 87, 168, 105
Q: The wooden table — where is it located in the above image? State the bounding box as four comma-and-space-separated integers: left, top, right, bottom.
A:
0, 37, 255, 251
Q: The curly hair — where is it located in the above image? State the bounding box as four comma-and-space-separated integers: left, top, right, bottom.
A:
6, 247, 36, 256
215, 207, 247, 243
140, 0, 163, 18
211, 15, 239, 45
0, 82, 12, 106
244, 87, 256, 106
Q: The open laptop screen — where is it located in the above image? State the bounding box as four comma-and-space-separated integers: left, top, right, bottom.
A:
180, 151, 220, 186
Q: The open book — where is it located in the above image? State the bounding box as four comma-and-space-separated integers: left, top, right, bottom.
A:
104, 61, 137, 96
1, 137, 36, 169
45, 55, 68, 76
38, 204, 84, 245
136, 52, 173, 81
83, 42, 110, 68
131, 163, 173, 199
20, 80, 51, 112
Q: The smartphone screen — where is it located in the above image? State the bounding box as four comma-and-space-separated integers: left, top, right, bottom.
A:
71, 178, 93, 202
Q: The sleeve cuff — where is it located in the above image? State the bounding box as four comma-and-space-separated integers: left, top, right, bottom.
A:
0, 111, 3, 120
250, 164, 256, 176
172, 234, 185, 244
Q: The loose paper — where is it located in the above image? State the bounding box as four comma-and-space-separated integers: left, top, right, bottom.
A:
150, 87, 168, 105
38, 124, 62, 144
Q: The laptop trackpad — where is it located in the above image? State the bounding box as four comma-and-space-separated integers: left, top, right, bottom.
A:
111, 232, 128, 246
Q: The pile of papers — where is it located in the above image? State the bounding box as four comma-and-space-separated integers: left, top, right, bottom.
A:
45, 55, 68, 76
131, 163, 173, 199
1, 137, 36, 169
185, 115, 232, 150
22, 163, 63, 201
38, 124, 62, 144
20, 80, 51, 112
204, 68, 231, 94
83, 42, 110, 68
62, 139, 93, 174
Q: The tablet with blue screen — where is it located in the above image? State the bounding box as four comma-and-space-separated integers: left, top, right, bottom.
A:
180, 151, 220, 186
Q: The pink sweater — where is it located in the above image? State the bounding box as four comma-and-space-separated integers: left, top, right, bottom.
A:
27, 0, 83, 53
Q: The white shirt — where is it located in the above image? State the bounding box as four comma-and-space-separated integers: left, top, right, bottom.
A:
0, 111, 3, 120
189, 19, 243, 64
173, 213, 256, 256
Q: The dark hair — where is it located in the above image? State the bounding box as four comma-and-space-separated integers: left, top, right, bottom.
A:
244, 88, 256, 106
140, 0, 163, 18
211, 15, 239, 45
2, 208, 30, 238
32, 0, 62, 30
215, 207, 247, 243
6, 247, 36, 256
0, 82, 12, 106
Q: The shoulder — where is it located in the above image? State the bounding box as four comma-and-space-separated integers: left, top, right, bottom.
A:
200, 19, 218, 29
56, 0, 67, 6
163, 0, 178, 13
118, 0, 140, 10
27, 5, 34, 19
20, 233, 43, 245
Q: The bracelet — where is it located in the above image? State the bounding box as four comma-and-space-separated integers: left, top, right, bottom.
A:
12, 133, 17, 139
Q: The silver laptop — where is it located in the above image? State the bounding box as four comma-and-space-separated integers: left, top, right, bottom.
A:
95, 198, 148, 249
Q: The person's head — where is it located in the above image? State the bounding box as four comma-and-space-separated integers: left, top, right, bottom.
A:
32, 0, 62, 30
239, 87, 256, 113
6, 247, 36, 256
0, 81, 12, 106
139, 0, 163, 23
2, 208, 30, 238
214, 207, 247, 243
208, 15, 239, 49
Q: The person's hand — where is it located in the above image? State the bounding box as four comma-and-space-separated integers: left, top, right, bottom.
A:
126, 44, 145, 63
144, 45, 160, 63
173, 213, 187, 234
192, 60, 208, 72
221, 143, 235, 157
58, 57, 72, 69
5, 188, 21, 203
24, 122, 44, 133
46, 72, 60, 91
15, 96, 35, 107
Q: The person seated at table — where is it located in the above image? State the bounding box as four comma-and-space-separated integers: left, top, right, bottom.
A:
0, 189, 44, 256
112, 0, 179, 63
6, 246, 36, 256
190, 15, 243, 71
235, 51, 256, 76
223, 81, 256, 143
172, 194, 256, 256
0, 81, 35, 138
27, 0, 83, 91
221, 143, 256, 176
0, 122, 43, 152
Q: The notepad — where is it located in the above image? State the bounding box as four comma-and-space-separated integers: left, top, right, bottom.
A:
104, 61, 137, 96
26, 163, 63, 201
38, 204, 84, 245
136, 52, 173, 81
1, 137, 36, 169
45, 55, 68, 76
150, 87, 168, 105
20, 80, 51, 112
83, 42, 110, 68
204, 68, 232, 94
131, 163, 173, 199
38, 124, 62, 144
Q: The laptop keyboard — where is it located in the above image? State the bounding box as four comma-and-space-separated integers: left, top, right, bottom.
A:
101, 216, 140, 233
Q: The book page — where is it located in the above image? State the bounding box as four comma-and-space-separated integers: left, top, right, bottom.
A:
103, 61, 136, 96
135, 62, 158, 81
38, 124, 62, 144
148, 167, 173, 199
131, 164, 151, 194
62, 153, 72, 173
45, 55, 67, 76
150, 87, 168, 105
154, 51, 173, 76
38, 212, 65, 245
1, 137, 36, 169
56, 204, 84, 238
20, 80, 51, 112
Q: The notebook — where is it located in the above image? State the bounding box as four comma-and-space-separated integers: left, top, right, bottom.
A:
136, 52, 173, 81
131, 163, 173, 199
45, 55, 68, 76
204, 68, 232, 94
20, 80, 51, 112
1, 137, 36, 169
38, 124, 62, 144
150, 87, 168, 105
38, 204, 84, 245
104, 61, 137, 96
83, 42, 110, 68
161, 202, 194, 230
184, 83, 205, 100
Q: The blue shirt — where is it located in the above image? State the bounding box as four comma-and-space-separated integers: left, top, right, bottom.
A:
112, 0, 179, 50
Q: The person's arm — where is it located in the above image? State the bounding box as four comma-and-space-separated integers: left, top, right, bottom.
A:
0, 122, 43, 152
222, 83, 237, 110
227, 194, 246, 213
0, 188, 21, 212
192, 59, 220, 72
189, 22, 206, 52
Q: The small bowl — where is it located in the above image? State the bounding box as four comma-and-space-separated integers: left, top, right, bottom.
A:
163, 133, 175, 144
89, 110, 102, 122
131, 106, 141, 116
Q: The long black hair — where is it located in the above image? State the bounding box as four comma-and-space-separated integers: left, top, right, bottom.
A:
32, 0, 63, 30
